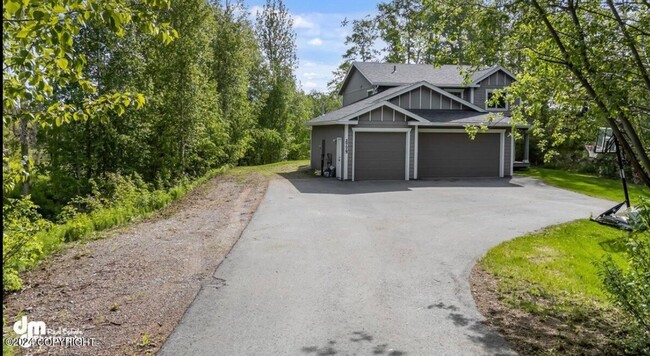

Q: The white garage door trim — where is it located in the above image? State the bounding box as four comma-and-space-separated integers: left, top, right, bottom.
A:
418, 128, 505, 178
352, 127, 412, 181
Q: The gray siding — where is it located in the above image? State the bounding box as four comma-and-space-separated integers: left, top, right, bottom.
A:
310, 125, 344, 170
504, 130, 512, 176
342, 69, 373, 106
356, 107, 410, 127
391, 87, 469, 111
475, 70, 515, 114
346, 125, 353, 179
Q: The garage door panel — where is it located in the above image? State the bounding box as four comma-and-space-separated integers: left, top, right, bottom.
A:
419, 133, 500, 177
355, 132, 406, 180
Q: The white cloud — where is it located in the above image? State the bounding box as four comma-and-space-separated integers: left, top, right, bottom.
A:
296, 61, 339, 93
294, 15, 315, 30
247, 7, 372, 92
307, 38, 323, 46
303, 72, 322, 80
301, 81, 319, 91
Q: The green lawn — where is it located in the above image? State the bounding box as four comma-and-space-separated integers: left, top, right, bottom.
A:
229, 159, 310, 176
481, 166, 648, 352
519, 167, 649, 205
482, 220, 627, 305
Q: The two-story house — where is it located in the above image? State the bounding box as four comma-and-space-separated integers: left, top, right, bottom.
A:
306, 62, 530, 181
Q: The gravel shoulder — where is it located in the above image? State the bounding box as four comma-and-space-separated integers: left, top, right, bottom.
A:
3, 171, 270, 355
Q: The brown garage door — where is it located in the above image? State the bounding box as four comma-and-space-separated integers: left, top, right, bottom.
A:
355, 132, 406, 180
418, 133, 500, 178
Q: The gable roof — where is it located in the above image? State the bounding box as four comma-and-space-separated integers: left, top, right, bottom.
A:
308, 85, 409, 125
471, 65, 516, 84
308, 81, 485, 126
340, 62, 516, 94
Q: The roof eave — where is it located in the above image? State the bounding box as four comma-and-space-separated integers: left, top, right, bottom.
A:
306, 120, 358, 127
471, 65, 517, 85
373, 81, 479, 88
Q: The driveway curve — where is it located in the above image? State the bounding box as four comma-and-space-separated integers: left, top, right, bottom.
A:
161, 176, 613, 356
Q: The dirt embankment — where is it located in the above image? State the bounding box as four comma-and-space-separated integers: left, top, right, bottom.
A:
4, 173, 269, 355
471, 264, 626, 355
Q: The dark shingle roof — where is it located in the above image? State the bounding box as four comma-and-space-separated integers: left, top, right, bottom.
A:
308, 85, 409, 125
352, 62, 496, 87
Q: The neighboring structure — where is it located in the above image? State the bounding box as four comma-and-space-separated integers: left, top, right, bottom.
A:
306, 62, 530, 180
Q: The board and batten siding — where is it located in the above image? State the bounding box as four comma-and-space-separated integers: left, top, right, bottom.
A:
310, 125, 344, 170
474, 70, 515, 113
504, 129, 513, 176
342, 69, 373, 106
356, 107, 410, 127
388, 87, 470, 111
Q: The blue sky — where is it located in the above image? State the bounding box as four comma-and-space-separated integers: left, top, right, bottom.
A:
247, 0, 380, 93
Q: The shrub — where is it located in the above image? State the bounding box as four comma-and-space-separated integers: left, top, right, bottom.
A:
2, 167, 228, 292
598, 198, 650, 353
2, 198, 51, 291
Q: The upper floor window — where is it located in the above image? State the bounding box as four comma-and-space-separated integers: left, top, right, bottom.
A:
486, 89, 507, 111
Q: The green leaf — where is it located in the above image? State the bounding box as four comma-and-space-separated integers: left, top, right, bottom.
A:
32, 10, 45, 21
16, 27, 31, 39
52, 5, 66, 14
4, 1, 21, 15
55, 58, 68, 70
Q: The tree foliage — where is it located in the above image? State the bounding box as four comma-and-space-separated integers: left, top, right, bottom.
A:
246, 0, 301, 164
338, 0, 650, 187
599, 199, 650, 353
2, 0, 313, 290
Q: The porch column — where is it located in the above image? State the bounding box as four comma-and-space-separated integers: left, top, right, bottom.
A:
523, 130, 530, 163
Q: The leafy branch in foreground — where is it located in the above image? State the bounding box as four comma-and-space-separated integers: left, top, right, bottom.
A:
599, 198, 650, 353
2, 0, 178, 194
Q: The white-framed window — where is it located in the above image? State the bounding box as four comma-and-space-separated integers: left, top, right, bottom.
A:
485, 89, 508, 111
445, 89, 464, 99
367, 89, 374, 97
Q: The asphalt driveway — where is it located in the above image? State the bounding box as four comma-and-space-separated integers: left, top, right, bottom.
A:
160, 176, 613, 356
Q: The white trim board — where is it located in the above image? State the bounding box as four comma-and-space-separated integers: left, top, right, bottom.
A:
414, 125, 419, 180
418, 128, 505, 178
308, 120, 358, 126
510, 133, 514, 176
343, 124, 349, 180
351, 127, 412, 181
